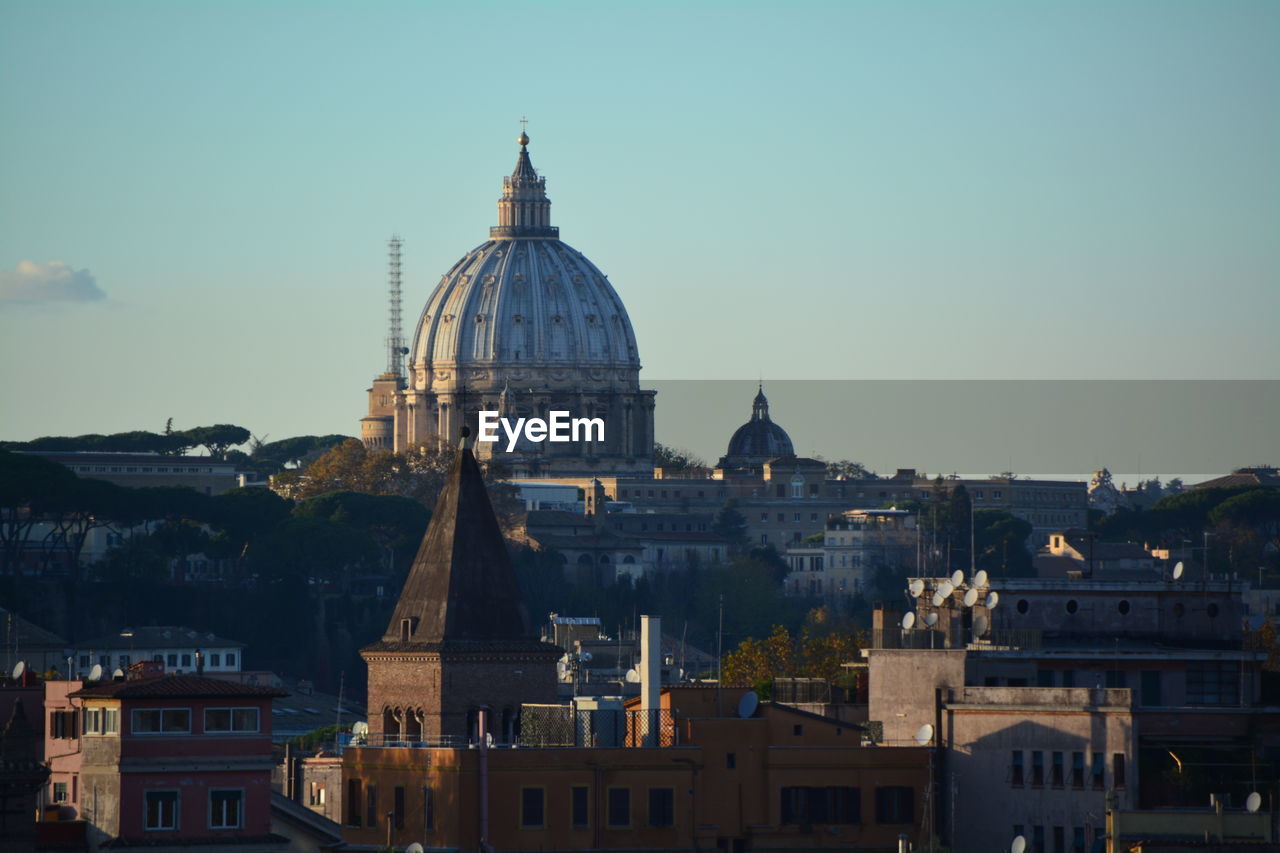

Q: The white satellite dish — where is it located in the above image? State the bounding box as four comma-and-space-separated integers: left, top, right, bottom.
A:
1173, 561, 1184, 580
351, 721, 369, 743
901, 612, 916, 630
987, 591, 1000, 609
932, 592, 946, 607
11, 661, 26, 680
951, 570, 964, 587
923, 612, 939, 627
974, 569, 989, 588
580, 651, 592, 662
112, 668, 125, 679
88, 664, 103, 681
625, 668, 640, 683
974, 614, 990, 636
908, 579, 926, 598
1012, 835, 1027, 853
1246, 791, 1261, 813
938, 580, 954, 598
406, 844, 425, 853
963, 589, 979, 608
914, 723, 934, 746
738, 691, 759, 719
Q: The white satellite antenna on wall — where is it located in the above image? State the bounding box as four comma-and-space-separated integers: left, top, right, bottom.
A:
901, 612, 916, 630
738, 691, 759, 719
923, 612, 939, 627
352, 721, 369, 744
1011, 835, 1027, 853
112, 668, 125, 679
938, 580, 955, 598
909, 579, 925, 598
625, 669, 640, 683
11, 661, 25, 680
951, 570, 964, 588
88, 663, 103, 682
931, 592, 946, 607
963, 589, 978, 608
974, 614, 990, 637
406, 844, 425, 853
987, 591, 1000, 609
914, 723, 934, 747
1172, 561, 1185, 580
1246, 791, 1261, 813
974, 569, 989, 588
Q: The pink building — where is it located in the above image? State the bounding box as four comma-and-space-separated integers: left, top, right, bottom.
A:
66, 671, 288, 852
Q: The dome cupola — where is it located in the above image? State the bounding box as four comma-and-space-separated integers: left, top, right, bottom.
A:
718, 384, 795, 470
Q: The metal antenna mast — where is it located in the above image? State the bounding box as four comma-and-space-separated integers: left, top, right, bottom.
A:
385, 235, 405, 377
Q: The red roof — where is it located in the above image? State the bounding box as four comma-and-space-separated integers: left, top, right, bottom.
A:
70, 675, 287, 700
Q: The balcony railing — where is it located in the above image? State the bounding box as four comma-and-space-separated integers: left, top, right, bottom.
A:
350, 708, 678, 750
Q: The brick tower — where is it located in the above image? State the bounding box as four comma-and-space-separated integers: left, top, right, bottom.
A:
361, 433, 561, 744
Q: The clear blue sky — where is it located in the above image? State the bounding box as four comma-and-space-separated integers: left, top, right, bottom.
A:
2, 0, 1277, 450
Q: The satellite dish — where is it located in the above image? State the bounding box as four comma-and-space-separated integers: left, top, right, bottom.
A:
352, 721, 369, 743
951, 570, 964, 587
974, 614, 990, 636
580, 651, 592, 662
1173, 561, 1184, 580
112, 668, 125, 679
11, 661, 25, 680
737, 691, 759, 719
406, 844, 425, 853
963, 589, 978, 608
938, 580, 955, 598
974, 570, 989, 588
88, 664, 103, 681
923, 612, 938, 627
485, 732, 494, 748
625, 668, 640, 683
932, 593, 946, 607
987, 591, 1000, 610
1246, 791, 1261, 813
908, 579, 925, 598
1012, 835, 1027, 853
914, 723, 934, 746
901, 612, 916, 630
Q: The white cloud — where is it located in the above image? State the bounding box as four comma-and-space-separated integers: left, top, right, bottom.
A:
0, 260, 106, 304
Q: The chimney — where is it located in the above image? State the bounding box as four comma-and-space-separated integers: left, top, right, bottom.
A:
640, 615, 661, 747
195, 649, 204, 676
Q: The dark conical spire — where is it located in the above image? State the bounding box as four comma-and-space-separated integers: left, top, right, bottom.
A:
380, 439, 535, 646
492, 128, 558, 239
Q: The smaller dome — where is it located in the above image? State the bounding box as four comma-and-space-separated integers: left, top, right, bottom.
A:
718, 385, 794, 468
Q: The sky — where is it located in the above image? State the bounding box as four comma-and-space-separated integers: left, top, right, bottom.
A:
1, 1, 1277, 463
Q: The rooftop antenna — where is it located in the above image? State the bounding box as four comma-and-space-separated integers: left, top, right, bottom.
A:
385, 235, 405, 378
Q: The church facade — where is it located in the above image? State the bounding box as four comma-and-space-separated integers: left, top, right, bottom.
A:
362, 132, 655, 478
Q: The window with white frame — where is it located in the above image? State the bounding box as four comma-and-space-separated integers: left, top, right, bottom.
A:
132, 708, 191, 734
145, 791, 179, 830
210, 789, 242, 829
204, 707, 260, 733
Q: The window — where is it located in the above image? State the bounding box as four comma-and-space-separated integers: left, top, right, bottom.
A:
1037, 670, 1055, 687
132, 708, 190, 734
365, 785, 378, 829
571, 786, 589, 828
1073, 827, 1086, 853
647, 788, 676, 827
1071, 752, 1084, 789
226, 653, 236, 667
204, 707, 260, 733
1062, 670, 1076, 688
1031, 751, 1044, 786
521, 787, 545, 828
726, 752, 736, 770
1113, 754, 1126, 788
104, 708, 118, 733
309, 782, 326, 806
210, 653, 221, 667
1053, 826, 1065, 853
607, 787, 630, 828
1032, 825, 1045, 853
79, 654, 90, 668
1091, 753, 1105, 790
1140, 671, 1162, 707
1051, 752, 1064, 787
346, 780, 362, 827
119, 655, 131, 668
210, 790, 242, 829
1186, 662, 1240, 705
53, 782, 69, 803
181, 654, 192, 668
167, 654, 178, 667
51, 709, 77, 739
422, 786, 434, 830
781, 787, 860, 824
145, 791, 178, 830
1117, 599, 1131, 615
1010, 751, 1024, 786
875, 787, 913, 824
1105, 669, 1126, 689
